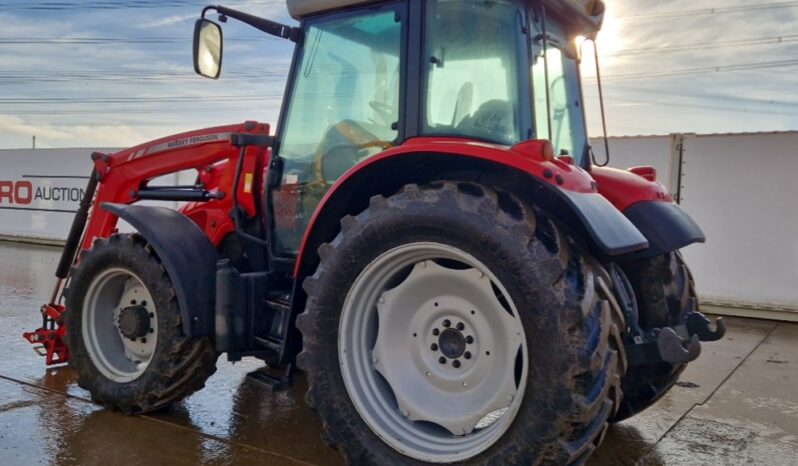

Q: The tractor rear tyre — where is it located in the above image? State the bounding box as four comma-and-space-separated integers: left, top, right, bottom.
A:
613, 252, 695, 421
65, 234, 217, 414
297, 182, 627, 465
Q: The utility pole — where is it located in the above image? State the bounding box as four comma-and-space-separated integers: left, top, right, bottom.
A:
32, 135, 36, 149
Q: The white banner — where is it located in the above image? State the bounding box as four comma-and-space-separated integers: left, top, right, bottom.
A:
0, 148, 117, 241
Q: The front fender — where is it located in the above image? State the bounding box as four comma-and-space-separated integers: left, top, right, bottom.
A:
101, 203, 218, 337
293, 138, 649, 277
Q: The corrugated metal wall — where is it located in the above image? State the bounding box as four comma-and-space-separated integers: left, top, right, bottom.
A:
2, 133, 797, 321
593, 132, 798, 321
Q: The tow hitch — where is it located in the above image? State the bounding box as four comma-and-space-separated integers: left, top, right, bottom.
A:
610, 264, 726, 368
625, 311, 726, 367
22, 304, 69, 365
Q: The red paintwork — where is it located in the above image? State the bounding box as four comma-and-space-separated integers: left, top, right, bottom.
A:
22, 304, 68, 365
628, 166, 657, 182
591, 165, 672, 211
292, 137, 598, 277
25, 121, 673, 365
26, 122, 271, 365
84, 122, 271, 251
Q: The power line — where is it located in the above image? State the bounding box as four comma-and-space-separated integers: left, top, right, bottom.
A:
0, 71, 287, 84
0, 106, 265, 115
608, 34, 798, 57
585, 58, 798, 82
0, 36, 274, 45
604, 98, 798, 118
0, 95, 282, 104
617, 1, 798, 20
600, 84, 798, 109
1, 1, 281, 11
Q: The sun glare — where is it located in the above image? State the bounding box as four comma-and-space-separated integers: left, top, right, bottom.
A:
577, 5, 623, 77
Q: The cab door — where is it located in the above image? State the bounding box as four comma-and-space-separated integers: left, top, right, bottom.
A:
270, 3, 406, 257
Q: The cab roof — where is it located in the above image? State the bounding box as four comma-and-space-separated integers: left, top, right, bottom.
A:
286, 0, 605, 35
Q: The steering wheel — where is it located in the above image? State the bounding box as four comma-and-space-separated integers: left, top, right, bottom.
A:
317, 140, 393, 184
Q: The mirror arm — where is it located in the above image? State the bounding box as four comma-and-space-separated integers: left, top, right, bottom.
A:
202, 5, 301, 42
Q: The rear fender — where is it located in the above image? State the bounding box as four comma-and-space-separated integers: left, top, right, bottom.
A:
591, 166, 705, 258
293, 138, 649, 278
101, 203, 218, 337
624, 201, 705, 259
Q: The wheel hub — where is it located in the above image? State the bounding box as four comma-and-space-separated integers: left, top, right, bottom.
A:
339, 243, 528, 462
82, 268, 158, 382
370, 261, 524, 433
433, 320, 474, 367
118, 305, 151, 341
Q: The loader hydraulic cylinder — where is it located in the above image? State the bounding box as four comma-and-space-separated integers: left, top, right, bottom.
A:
55, 167, 99, 279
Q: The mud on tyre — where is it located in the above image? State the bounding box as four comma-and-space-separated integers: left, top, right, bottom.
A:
296, 181, 627, 464
65, 233, 217, 414
613, 252, 696, 421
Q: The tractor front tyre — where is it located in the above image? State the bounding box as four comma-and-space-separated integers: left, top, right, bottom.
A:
297, 182, 627, 465
65, 234, 217, 414
613, 252, 696, 421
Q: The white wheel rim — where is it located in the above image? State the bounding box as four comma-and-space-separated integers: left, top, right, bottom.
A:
82, 268, 158, 383
338, 242, 528, 462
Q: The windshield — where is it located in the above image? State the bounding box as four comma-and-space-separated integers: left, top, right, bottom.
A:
273, 7, 402, 255
530, 10, 588, 163
421, 0, 526, 145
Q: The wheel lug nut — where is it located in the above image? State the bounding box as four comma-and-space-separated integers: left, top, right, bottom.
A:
464, 351, 472, 359
431, 343, 438, 351
130, 300, 136, 305
432, 328, 440, 336
439, 356, 447, 364
466, 335, 474, 344
456, 322, 464, 331
148, 312, 154, 318
452, 360, 461, 368
442, 319, 451, 328
141, 338, 147, 343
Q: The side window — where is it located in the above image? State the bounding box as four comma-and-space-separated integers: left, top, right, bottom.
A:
422, 0, 522, 145
272, 9, 403, 255
531, 15, 588, 162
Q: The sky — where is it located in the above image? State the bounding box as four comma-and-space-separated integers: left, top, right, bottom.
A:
0, 0, 796, 149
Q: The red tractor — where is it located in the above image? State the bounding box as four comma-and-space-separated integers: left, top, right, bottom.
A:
24, 0, 725, 464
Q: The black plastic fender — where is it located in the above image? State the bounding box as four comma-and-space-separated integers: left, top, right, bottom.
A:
556, 189, 650, 256
101, 203, 218, 337
624, 201, 705, 259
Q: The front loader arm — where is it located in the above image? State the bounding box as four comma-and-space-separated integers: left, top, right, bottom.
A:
24, 121, 272, 366
85, 122, 271, 250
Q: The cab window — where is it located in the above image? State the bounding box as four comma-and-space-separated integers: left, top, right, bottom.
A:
422, 0, 524, 145
531, 13, 588, 163
273, 8, 402, 255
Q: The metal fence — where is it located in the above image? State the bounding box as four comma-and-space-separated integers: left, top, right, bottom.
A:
2, 132, 796, 321
593, 132, 798, 321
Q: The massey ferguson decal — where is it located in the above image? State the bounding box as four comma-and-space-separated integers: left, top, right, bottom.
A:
129, 132, 232, 160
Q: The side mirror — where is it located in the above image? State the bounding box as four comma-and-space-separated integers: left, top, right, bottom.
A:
193, 19, 223, 79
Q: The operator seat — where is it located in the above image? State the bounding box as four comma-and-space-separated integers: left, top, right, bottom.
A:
457, 99, 515, 145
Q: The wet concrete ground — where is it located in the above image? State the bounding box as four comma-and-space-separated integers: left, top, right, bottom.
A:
1, 241, 796, 465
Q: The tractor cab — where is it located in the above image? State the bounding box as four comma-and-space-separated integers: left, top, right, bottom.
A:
194, 0, 606, 254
